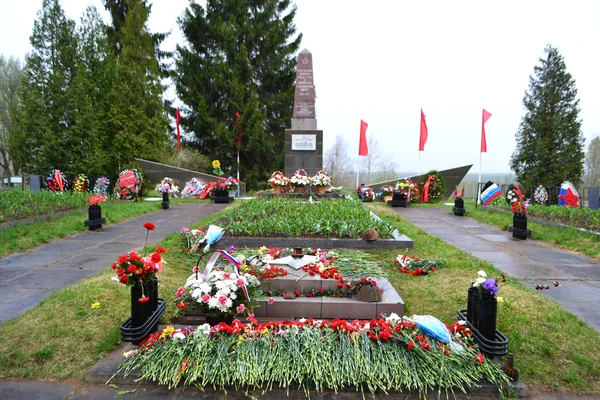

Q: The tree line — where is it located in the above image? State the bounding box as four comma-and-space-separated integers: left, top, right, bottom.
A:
0, 0, 300, 188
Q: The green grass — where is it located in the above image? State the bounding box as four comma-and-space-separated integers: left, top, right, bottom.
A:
0, 198, 203, 258
0, 200, 599, 396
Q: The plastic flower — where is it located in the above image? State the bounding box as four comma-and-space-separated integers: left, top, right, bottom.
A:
212, 160, 220, 168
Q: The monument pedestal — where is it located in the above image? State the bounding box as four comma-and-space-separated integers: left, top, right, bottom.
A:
284, 129, 323, 177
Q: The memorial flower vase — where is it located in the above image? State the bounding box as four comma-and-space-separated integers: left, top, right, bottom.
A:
89, 205, 101, 221
512, 213, 528, 240
130, 278, 159, 329
454, 197, 464, 209
85, 205, 106, 231
315, 186, 328, 194
295, 186, 306, 193
161, 192, 169, 209
214, 188, 230, 203
453, 197, 466, 216
478, 291, 498, 341
272, 186, 282, 194
466, 285, 480, 328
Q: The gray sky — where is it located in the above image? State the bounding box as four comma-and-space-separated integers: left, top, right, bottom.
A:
1, 0, 599, 174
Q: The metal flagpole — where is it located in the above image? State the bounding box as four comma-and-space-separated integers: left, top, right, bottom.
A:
477, 152, 482, 205
237, 149, 240, 198
356, 154, 360, 189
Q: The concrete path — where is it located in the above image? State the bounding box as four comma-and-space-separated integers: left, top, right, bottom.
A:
0, 202, 227, 323
395, 207, 600, 333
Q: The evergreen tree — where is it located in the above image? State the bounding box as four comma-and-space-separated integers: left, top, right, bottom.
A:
11, 0, 80, 177
174, 0, 301, 187
510, 45, 585, 189
0, 55, 22, 178
107, 0, 169, 172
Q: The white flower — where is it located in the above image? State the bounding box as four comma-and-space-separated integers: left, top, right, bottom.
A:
173, 331, 186, 341
477, 270, 487, 278
194, 324, 211, 337
458, 320, 467, 326
385, 313, 402, 323
111, 277, 120, 282
473, 277, 486, 287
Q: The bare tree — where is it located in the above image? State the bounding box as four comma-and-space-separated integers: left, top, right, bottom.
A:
0, 55, 22, 179
324, 135, 352, 185
360, 135, 382, 184
585, 135, 600, 186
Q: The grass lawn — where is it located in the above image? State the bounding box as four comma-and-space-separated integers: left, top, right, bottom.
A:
0, 199, 598, 396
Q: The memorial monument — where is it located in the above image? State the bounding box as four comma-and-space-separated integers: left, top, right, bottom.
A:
284, 49, 323, 177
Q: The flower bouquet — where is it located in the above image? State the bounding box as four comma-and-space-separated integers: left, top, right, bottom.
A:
310, 170, 332, 193
395, 179, 419, 202
87, 194, 105, 207
181, 178, 205, 198
290, 169, 310, 192
112, 248, 165, 289
378, 185, 395, 202
357, 185, 375, 202
268, 171, 289, 193
156, 177, 179, 197
217, 176, 241, 190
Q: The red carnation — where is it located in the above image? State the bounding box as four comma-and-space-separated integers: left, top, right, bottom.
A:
407, 340, 414, 350
151, 253, 161, 263
177, 301, 187, 309
119, 274, 129, 284
473, 353, 485, 363
156, 246, 166, 254
118, 255, 127, 264
143, 222, 156, 231
295, 290, 301, 296
337, 282, 343, 289
112, 262, 117, 270
127, 265, 137, 273
138, 296, 150, 303
117, 268, 125, 276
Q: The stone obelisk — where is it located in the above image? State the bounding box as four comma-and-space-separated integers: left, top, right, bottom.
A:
284, 49, 323, 177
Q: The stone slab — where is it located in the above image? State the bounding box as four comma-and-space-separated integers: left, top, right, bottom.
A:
217, 235, 413, 250
520, 251, 593, 265
0, 288, 57, 322
0, 380, 75, 400
483, 261, 579, 280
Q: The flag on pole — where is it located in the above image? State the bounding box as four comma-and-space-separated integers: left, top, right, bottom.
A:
481, 109, 492, 153
419, 109, 428, 151
235, 110, 242, 150
359, 120, 369, 156
176, 107, 181, 152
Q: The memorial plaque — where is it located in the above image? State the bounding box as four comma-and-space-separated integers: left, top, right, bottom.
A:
293, 49, 316, 119
291, 134, 317, 151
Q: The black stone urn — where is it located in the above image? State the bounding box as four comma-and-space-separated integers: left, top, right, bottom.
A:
131, 279, 159, 329
84, 205, 106, 231
390, 191, 410, 207
214, 188, 231, 203
161, 192, 169, 209
453, 197, 466, 216
512, 213, 528, 240
467, 285, 498, 341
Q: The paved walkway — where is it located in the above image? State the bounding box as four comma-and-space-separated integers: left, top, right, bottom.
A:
395, 207, 600, 333
0, 202, 227, 323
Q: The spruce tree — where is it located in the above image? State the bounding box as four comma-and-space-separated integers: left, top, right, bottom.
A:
510, 45, 585, 189
107, 0, 169, 172
174, 0, 301, 186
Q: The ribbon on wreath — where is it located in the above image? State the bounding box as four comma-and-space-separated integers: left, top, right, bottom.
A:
420, 175, 434, 203
202, 250, 251, 303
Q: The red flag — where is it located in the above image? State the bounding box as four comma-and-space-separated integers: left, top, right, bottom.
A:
235, 110, 242, 150
176, 107, 181, 152
358, 120, 368, 156
481, 109, 492, 153
419, 109, 428, 151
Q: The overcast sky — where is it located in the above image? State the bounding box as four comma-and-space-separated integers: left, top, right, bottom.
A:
1, 0, 599, 174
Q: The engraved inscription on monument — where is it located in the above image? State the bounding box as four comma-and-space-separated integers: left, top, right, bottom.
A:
291, 134, 317, 151
293, 49, 315, 118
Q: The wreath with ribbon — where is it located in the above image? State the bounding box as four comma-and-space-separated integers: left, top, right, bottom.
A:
94, 176, 110, 196
115, 169, 143, 201
533, 185, 548, 204
73, 174, 90, 193
47, 169, 68, 192
419, 171, 444, 203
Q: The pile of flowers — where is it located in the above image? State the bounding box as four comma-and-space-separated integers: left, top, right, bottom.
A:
396, 178, 420, 202
507, 185, 528, 215
180, 227, 206, 251
290, 169, 310, 187
93, 176, 110, 196
115, 169, 143, 201
47, 169, 68, 191
217, 176, 240, 190
394, 254, 446, 276
378, 185, 395, 198
73, 174, 89, 193
156, 177, 179, 195
310, 170, 332, 187
181, 178, 204, 198
357, 185, 375, 202
112, 247, 166, 301
177, 264, 262, 317
116, 314, 512, 397
268, 171, 289, 188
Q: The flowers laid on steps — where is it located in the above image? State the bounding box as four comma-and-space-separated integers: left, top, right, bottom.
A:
115, 314, 512, 398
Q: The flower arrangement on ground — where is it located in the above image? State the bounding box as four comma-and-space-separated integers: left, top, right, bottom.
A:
116, 314, 512, 397
356, 185, 375, 202
394, 254, 446, 276
93, 176, 110, 196
396, 178, 420, 202
419, 170, 444, 203
290, 169, 310, 187
47, 169, 68, 191
181, 178, 204, 198
310, 170, 332, 187
267, 171, 289, 188
180, 227, 206, 251
217, 176, 240, 190
73, 174, 89, 193
156, 177, 179, 196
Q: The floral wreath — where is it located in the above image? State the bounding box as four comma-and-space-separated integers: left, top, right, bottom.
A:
47, 169, 68, 191
505, 185, 520, 205
115, 169, 143, 201
73, 174, 90, 193
94, 176, 110, 196
533, 185, 548, 204
419, 171, 444, 203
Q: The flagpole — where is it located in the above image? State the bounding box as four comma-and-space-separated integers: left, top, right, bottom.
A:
356, 155, 360, 189
237, 148, 240, 198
